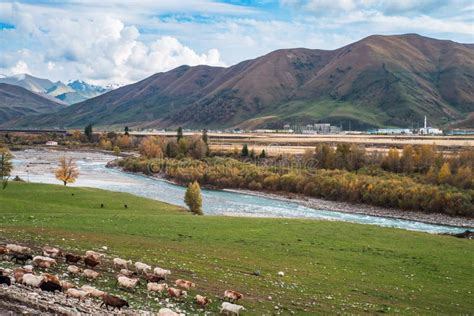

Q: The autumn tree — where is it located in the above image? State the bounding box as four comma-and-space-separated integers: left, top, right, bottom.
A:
437, 162, 452, 184
113, 146, 121, 156
382, 148, 400, 172
400, 145, 415, 173
184, 181, 203, 215
99, 138, 113, 150
140, 137, 163, 158
453, 166, 472, 189
188, 136, 207, 159
55, 157, 79, 186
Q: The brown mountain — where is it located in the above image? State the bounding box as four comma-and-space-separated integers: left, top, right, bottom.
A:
0, 83, 65, 124
12, 34, 474, 129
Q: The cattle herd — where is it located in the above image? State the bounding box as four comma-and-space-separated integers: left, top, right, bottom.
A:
0, 243, 246, 315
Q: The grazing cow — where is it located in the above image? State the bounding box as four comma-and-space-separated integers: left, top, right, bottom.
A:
66, 288, 90, 302
153, 267, 171, 279
42, 246, 62, 258
85, 251, 104, 261
117, 275, 139, 290
67, 265, 81, 274
22, 274, 44, 288
124, 205, 128, 209
168, 287, 187, 299
224, 290, 244, 302
147, 282, 168, 293
144, 272, 165, 283
6, 244, 31, 254
84, 257, 100, 269
175, 279, 196, 290
101, 294, 129, 311
65, 253, 82, 264
83, 269, 100, 279
11, 253, 33, 264
81, 285, 105, 298
134, 262, 151, 274
40, 281, 62, 292
195, 294, 210, 307
220, 302, 246, 315
0, 275, 11, 286
158, 308, 179, 316
113, 258, 132, 270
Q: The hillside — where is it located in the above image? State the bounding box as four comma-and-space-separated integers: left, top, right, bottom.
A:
0, 83, 65, 124
11, 34, 474, 129
1, 182, 473, 314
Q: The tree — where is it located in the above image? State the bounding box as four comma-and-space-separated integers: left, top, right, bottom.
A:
202, 129, 208, 144
241, 144, 249, 157
177, 127, 183, 141
259, 149, 266, 159
55, 157, 79, 186
184, 181, 203, 215
124, 126, 129, 136
382, 148, 400, 172
0, 147, 13, 189
84, 124, 93, 142
140, 137, 163, 158
250, 148, 256, 159
453, 166, 472, 189
400, 145, 415, 173
437, 162, 452, 184
113, 146, 121, 156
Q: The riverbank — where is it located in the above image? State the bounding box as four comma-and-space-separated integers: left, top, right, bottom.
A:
227, 189, 474, 229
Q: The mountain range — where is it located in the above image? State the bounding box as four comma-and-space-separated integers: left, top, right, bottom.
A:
0, 83, 66, 124
0, 74, 111, 105
5, 34, 474, 130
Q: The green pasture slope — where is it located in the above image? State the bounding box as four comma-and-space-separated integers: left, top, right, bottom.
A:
0, 182, 472, 314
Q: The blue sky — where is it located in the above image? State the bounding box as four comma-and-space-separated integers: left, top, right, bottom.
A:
0, 0, 473, 85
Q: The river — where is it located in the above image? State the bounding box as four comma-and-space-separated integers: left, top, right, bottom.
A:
10, 149, 470, 234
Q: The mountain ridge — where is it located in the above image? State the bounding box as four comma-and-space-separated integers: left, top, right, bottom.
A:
0, 83, 66, 124
8, 34, 474, 129
0, 75, 112, 105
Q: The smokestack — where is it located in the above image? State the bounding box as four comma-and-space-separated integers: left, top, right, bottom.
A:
424, 116, 427, 129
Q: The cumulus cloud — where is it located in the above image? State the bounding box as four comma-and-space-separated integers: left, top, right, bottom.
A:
0, 2, 225, 85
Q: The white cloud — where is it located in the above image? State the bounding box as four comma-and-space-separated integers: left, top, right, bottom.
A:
0, 2, 226, 85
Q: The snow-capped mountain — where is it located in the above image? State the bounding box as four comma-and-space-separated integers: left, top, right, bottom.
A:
0, 74, 113, 105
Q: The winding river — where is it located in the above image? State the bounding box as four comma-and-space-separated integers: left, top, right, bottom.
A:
11, 149, 470, 234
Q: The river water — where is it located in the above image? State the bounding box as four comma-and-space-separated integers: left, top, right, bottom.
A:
10, 149, 469, 234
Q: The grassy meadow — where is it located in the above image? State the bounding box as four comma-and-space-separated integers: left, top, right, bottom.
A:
0, 182, 473, 314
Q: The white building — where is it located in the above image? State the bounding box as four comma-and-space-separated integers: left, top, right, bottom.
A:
45, 141, 58, 146
419, 116, 443, 135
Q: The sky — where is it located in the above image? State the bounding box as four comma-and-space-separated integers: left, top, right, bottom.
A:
0, 0, 473, 86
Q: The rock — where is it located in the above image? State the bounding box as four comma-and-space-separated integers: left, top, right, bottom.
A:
277, 271, 285, 277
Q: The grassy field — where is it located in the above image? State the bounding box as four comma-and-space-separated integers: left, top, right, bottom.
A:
0, 182, 473, 314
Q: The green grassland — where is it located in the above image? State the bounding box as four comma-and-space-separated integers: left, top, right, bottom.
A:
0, 182, 473, 314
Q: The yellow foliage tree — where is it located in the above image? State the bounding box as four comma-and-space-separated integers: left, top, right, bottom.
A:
184, 181, 203, 215
140, 137, 163, 158
55, 157, 79, 186
437, 162, 452, 184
